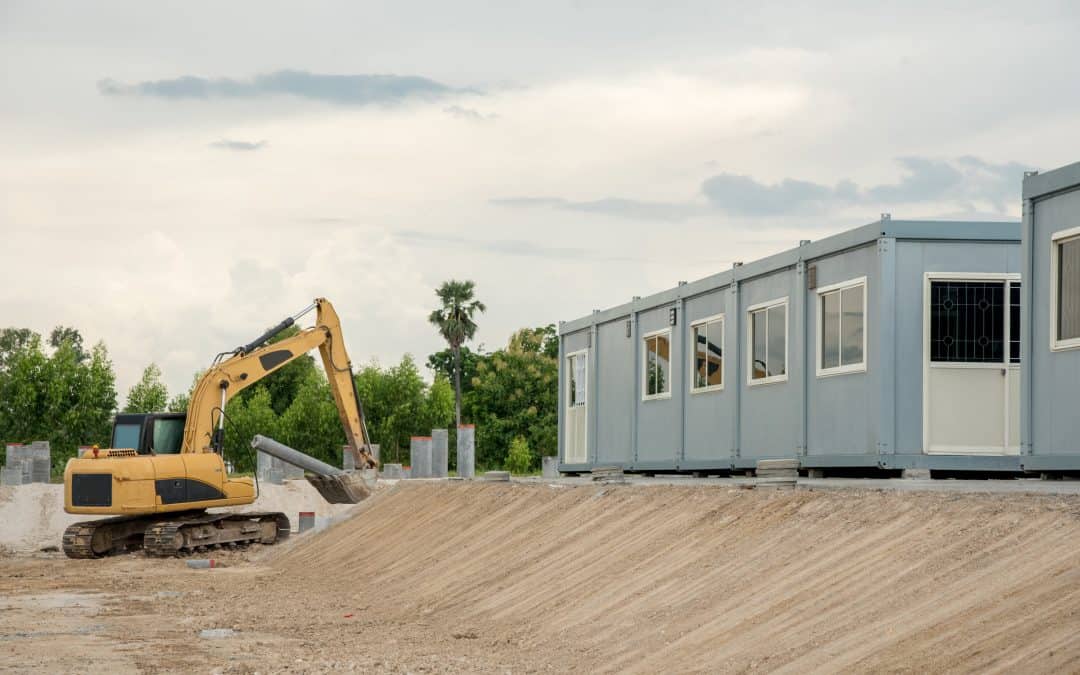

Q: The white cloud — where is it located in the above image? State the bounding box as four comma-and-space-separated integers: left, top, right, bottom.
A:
1, 2, 1078, 397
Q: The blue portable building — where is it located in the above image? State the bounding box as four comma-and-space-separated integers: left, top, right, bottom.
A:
559, 217, 1022, 474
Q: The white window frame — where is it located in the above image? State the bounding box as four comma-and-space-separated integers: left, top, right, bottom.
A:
641, 327, 673, 401
746, 297, 789, 386
566, 349, 588, 408
690, 313, 725, 394
1050, 226, 1080, 352
815, 276, 868, 378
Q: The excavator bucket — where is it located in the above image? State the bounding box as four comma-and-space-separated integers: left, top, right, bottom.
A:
305, 469, 377, 504
252, 435, 378, 505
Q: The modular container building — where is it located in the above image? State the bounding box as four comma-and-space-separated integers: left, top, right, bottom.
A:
1021, 161, 1080, 473
559, 217, 1022, 474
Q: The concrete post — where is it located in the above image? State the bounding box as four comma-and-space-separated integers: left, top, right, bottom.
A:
431, 429, 448, 478
457, 425, 475, 478
542, 455, 559, 479
410, 436, 432, 478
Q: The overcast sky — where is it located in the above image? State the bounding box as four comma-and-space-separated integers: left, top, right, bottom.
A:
2, 1, 1078, 396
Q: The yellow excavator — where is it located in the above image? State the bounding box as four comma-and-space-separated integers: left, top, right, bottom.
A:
62, 298, 377, 558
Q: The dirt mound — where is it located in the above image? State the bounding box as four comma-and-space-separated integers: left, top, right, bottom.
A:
274, 482, 1080, 672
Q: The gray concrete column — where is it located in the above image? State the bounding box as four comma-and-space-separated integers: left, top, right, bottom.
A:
431, 429, 448, 478
410, 436, 432, 478
542, 455, 559, 479
457, 425, 475, 478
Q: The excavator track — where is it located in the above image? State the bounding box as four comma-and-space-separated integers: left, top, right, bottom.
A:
63, 512, 290, 559
62, 515, 154, 559
144, 512, 291, 557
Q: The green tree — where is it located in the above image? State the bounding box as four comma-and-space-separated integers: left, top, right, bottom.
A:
463, 326, 558, 470
428, 280, 486, 428
124, 363, 168, 413
426, 345, 481, 397
221, 386, 279, 473
49, 326, 86, 362
0, 327, 35, 370
505, 436, 533, 474
354, 355, 454, 465
0, 332, 116, 471
279, 371, 347, 467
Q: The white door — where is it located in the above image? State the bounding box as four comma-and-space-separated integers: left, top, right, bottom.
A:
924, 275, 1021, 455
564, 350, 588, 464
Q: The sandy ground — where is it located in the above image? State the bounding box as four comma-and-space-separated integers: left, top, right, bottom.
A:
2, 481, 1080, 673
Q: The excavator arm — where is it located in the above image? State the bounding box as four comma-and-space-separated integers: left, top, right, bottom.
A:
182, 298, 376, 470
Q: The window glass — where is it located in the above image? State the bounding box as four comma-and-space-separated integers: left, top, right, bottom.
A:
840, 284, 864, 366
1059, 238, 1080, 341
767, 304, 786, 377
112, 423, 141, 450
574, 354, 586, 404
1010, 282, 1021, 363
152, 418, 185, 454
930, 281, 1004, 363
821, 291, 841, 369
655, 334, 670, 394
644, 333, 670, 397
705, 319, 723, 387
692, 318, 724, 390
750, 302, 786, 381
568, 353, 586, 407
693, 325, 708, 389
751, 311, 768, 380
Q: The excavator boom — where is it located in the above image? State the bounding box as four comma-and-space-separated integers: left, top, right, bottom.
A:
183, 298, 376, 469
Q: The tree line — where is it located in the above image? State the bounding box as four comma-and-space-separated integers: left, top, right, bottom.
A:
0, 286, 557, 475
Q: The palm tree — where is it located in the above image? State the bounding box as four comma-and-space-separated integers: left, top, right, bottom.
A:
429, 280, 486, 427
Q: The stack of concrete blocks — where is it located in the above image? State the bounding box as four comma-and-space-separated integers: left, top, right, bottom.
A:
431, 429, 448, 478
2, 442, 51, 486
382, 463, 405, 479
755, 459, 798, 489
410, 436, 432, 478
257, 450, 305, 485
542, 456, 559, 479
342, 444, 380, 473
456, 424, 476, 479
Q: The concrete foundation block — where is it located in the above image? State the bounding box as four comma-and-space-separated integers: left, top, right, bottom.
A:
806, 468, 826, 479
381, 463, 404, 479
410, 436, 432, 478
456, 425, 475, 479
542, 456, 559, 479
482, 470, 510, 482
902, 468, 931, 479
1, 466, 23, 486
431, 429, 448, 478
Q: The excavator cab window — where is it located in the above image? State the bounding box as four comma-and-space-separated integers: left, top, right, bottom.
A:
112, 422, 142, 450
150, 417, 184, 455
111, 412, 187, 454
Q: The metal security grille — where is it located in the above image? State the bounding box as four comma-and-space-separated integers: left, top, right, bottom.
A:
1010, 282, 1021, 364
930, 281, 1005, 363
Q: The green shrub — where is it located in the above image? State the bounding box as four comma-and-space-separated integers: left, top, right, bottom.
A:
505, 436, 533, 474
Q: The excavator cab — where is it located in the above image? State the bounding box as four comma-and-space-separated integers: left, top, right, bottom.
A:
111, 413, 187, 455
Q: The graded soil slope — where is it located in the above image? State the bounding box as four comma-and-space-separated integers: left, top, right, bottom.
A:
2, 481, 1080, 673
275, 482, 1080, 673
